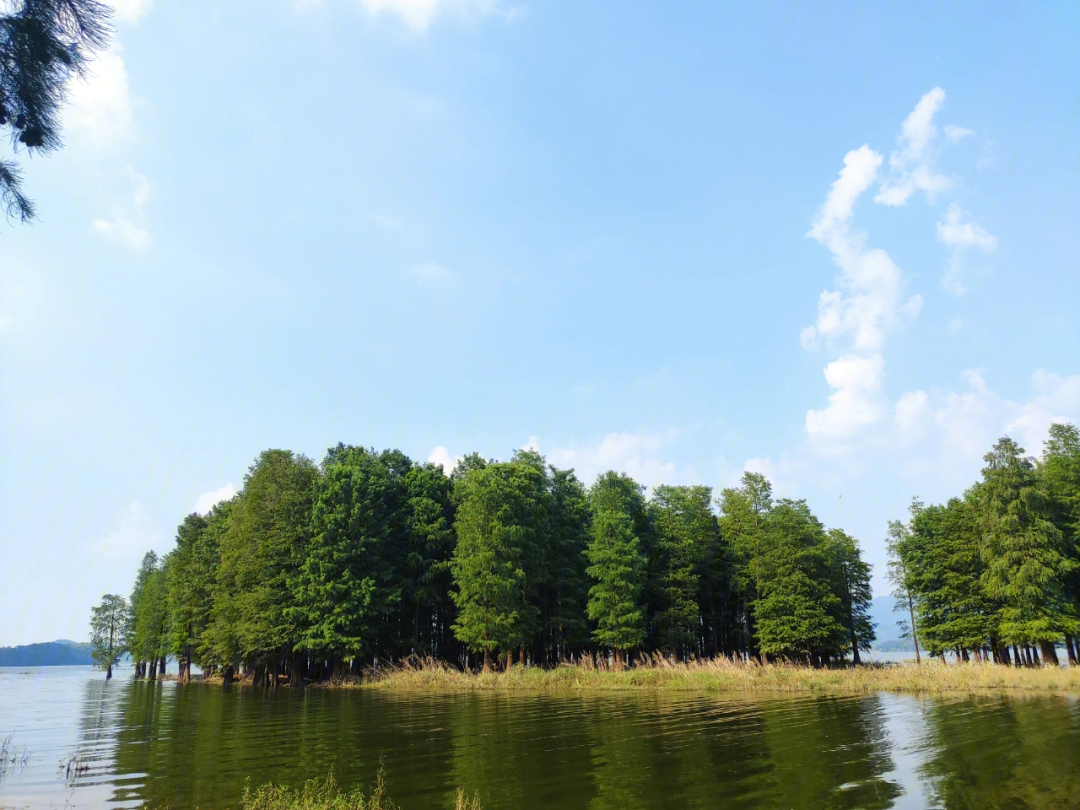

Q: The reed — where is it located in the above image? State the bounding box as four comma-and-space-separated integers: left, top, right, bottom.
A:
241, 768, 481, 810
355, 654, 1080, 695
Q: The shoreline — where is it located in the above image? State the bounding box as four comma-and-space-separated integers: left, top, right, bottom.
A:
187, 658, 1080, 695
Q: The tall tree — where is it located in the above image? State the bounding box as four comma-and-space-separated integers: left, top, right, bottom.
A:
90, 593, 129, 679
0, 0, 112, 221
129, 550, 168, 679
451, 460, 546, 670
585, 471, 648, 666
979, 437, 1076, 664
823, 529, 875, 664
211, 449, 319, 682
886, 501, 922, 663
1040, 422, 1080, 664
291, 446, 409, 670
648, 485, 719, 658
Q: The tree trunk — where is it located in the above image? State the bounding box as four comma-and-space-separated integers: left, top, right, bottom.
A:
1039, 642, 1059, 667
906, 595, 921, 664
1066, 636, 1078, 666
223, 665, 234, 686
106, 662, 113, 680
149, 658, 158, 680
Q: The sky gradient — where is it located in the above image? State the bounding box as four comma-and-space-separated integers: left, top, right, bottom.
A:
1, 0, 1078, 646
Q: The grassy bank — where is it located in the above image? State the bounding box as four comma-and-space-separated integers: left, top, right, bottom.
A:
352, 656, 1080, 695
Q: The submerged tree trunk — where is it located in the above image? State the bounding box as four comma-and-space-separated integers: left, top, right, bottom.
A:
223, 665, 234, 686
149, 658, 158, 680
106, 662, 113, 680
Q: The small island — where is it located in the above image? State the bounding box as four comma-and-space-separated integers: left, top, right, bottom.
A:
90, 428, 1079, 693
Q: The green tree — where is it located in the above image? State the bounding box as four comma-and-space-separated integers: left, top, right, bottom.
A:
885, 503, 922, 663
1040, 422, 1080, 664
401, 462, 457, 657
979, 436, 1076, 664
450, 460, 546, 670
750, 499, 846, 663
823, 528, 875, 664
129, 550, 169, 679
0, 0, 112, 221
585, 471, 648, 665
648, 485, 719, 657
90, 593, 129, 679
210, 449, 319, 683
291, 446, 409, 670
538, 465, 591, 662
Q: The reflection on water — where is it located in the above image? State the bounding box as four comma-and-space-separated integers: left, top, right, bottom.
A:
1, 667, 1078, 809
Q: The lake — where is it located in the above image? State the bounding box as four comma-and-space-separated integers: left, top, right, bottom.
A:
0, 666, 1077, 809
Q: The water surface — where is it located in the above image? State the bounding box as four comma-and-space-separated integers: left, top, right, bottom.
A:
1, 666, 1077, 809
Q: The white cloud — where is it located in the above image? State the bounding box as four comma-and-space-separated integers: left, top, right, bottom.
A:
936, 204, 997, 250
358, 0, 507, 30
192, 484, 237, 515
890, 371, 1080, 487
65, 45, 133, 148
806, 353, 886, 445
539, 431, 682, 489
93, 166, 151, 249
875, 88, 952, 207
804, 145, 921, 353
936, 203, 997, 295
112, 0, 153, 24
427, 445, 458, 473
96, 502, 159, 558
404, 262, 455, 283
944, 124, 974, 143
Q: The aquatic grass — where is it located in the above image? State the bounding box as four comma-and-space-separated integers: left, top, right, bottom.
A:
241, 768, 481, 810
355, 655, 1080, 695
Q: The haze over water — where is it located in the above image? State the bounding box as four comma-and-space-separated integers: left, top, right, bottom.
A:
1, 668, 1077, 809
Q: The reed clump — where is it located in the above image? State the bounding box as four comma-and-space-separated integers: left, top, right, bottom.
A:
356, 654, 1080, 695
242, 768, 481, 810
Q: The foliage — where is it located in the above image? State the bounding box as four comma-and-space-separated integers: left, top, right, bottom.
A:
89, 593, 128, 677
0, 0, 112, 222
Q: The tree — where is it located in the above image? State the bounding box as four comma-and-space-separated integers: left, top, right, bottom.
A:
585, 471, 648, 665
751, 500, 846, 663
648, 485, 719, 658
292, 446, 409, 670
1040, 422, 1080, 664
210, 449, 319, 683
451, 460, 546, 670
128, 550, 168, 679
0, 0, 111, 222
537, 465, 591, 663
885, 503, 922, 663
979, 437, 1076, 664
90, 593, 129, 679
823, 529, 875, 664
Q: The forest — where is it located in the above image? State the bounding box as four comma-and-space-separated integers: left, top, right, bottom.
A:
95, 424, 1080, 684
887, 425, 1080, 668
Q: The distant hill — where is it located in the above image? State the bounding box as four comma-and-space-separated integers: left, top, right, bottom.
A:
868, 595, 915, 651
0, 640, 93, 666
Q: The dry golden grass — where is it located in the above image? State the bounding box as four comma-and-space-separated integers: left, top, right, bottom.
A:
355, 654, 1080, 695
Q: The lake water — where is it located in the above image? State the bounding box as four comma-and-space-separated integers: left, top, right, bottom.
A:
1, 666, 1077, 809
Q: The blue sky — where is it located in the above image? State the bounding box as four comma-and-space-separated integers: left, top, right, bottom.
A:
1, 0, 1077, 646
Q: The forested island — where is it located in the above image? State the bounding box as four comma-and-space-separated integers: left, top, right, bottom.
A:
90, 425, 1080, 687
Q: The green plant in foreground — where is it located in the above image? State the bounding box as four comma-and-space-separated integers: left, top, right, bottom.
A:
242, 768, 481, 810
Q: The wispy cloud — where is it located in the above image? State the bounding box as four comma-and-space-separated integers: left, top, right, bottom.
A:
299, 0, 512, 31
936, 204, 997, 295
93, 165, 151, 249
65, 45, 134, 149
874, 87, 953, 207
96, 501, 160, 558
112, 0, 153, 24
192, 484, 237, 515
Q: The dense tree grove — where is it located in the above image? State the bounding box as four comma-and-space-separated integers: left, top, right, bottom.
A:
888, 427, 1080, 666
107, 442, 884, 682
